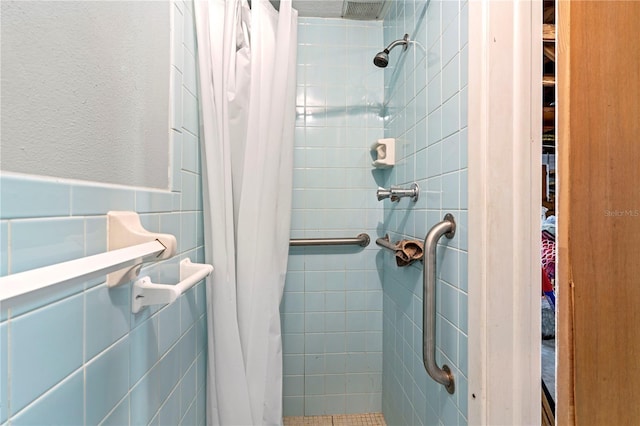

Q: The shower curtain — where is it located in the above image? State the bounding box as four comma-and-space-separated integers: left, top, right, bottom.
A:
194, 0, 297, 424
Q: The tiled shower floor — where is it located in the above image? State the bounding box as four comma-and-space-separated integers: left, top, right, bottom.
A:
284, 413, 386, 426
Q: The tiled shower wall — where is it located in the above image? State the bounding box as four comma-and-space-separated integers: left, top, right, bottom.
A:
381, 0, 469, 425
280, 18, 386, 417
0, 2, 206, 424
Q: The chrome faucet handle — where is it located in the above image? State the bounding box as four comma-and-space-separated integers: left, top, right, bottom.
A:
389, 183, 419, 202
377, 187, 392, 201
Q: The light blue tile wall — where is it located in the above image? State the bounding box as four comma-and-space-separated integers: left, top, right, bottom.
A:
281, 17, 386, 417
381, 0, 469, 425
0, 2, 206, 424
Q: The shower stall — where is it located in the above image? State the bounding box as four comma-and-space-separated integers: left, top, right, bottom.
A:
279, 1, 469, 423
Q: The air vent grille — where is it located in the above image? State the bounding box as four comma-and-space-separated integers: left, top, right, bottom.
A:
342, 1, 387, 20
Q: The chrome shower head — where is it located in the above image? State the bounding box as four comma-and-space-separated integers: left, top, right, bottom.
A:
373, 50, 390, 68
373, 34, 410, 68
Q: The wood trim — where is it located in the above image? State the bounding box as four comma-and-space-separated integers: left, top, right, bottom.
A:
557, 0, 575, 424
558, 2, 640, 424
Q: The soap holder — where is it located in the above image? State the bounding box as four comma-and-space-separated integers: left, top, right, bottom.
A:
371, 138, 395, 169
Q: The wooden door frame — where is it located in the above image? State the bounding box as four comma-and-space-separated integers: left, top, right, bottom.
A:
467, 0, 542, 424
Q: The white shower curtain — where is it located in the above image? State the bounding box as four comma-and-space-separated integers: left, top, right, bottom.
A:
194, 0, 297, 424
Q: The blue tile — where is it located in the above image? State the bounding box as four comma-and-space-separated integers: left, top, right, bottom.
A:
196, 384, 206, 425
305, 292, 325, 312
305, 354, 325, 375
181, 172, 198, 211
0, 174, 70, 219
283, 355, 304, 376
171, 130, 183, 192
283, 375, 304, 397
180, 326, 197, 375
85, 284, 130, 360
10, 218, 84, 274
442, 172, 460, 210
428, 108, 442, 146
159, 387, 180, 426
283, 333, 304, 354
171, 69, 183, 132
442, 93, 460, 139
158, 345, 181, 404
196, 352, 207, 392
459, 293, 468, 335
0, 322, 7, 423
159, 213, 181, 249
305, 333, 325, 354
442, 16, 460, 67
135, 190, 174, 214
86, 337, 129, 425
324, 333, 345, 353
182, 131, 199, 173
10, 294, 83, 414
180, 283, 198, 333
130, 362, 161, 425
85, 216, 107, 257
195, 315, 209, 352
10, 370, 83, 426
183, 47, 197, 96
281, 313, 304, 333
0, 222, 7, 277
181, 212, 197, 253
459, 251, 468, 293
158, 300, 182, 356
283, 396, 304, 416
181, 362, 197, 418
439, 282, 459, 328
71, 184, 135, 215
439, 319, 458, 365
182, 91, 199, 135
304, 395, 326, 416
129, 316, 159, 386
304, 375, 324, 396
458, 333, 468, 378
101, 396, 129, 426
442, 133, 461, 174
441, 247, 460, 288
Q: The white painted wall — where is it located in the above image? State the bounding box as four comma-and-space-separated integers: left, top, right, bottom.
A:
0, 1, 170, 189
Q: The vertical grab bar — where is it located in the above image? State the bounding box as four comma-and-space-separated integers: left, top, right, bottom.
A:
423, 213, 456, 394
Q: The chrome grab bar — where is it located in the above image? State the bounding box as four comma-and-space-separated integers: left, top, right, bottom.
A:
423, 213, 456, 394
289, 233, 370, 247
375, 234, 397, 251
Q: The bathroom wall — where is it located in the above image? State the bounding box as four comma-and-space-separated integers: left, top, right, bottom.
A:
381, 0, 469, 425
280, 17, 386, 416
1, 1, 170, 189
0, 2, 206, 424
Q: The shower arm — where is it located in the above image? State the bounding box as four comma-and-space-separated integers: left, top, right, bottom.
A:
384, 34, 410, 53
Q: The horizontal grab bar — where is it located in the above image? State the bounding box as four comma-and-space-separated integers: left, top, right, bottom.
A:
132, 259, 213, 314
289, 233, 370, 247
375, 234, 397, 252
0, 241, 168, 303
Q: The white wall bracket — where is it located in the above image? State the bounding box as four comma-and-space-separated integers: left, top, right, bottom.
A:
106, 211, 177, 287
371, 138, 395, 168
132, 258, 213, 313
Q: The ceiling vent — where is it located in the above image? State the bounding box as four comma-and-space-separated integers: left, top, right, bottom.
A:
342, 0, 389, 20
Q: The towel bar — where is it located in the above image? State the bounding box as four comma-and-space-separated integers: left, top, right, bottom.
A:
132, 259, 213, 313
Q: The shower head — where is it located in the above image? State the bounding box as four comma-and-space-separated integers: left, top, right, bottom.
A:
373, 33, 410, 68
373, 50, 389, 68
